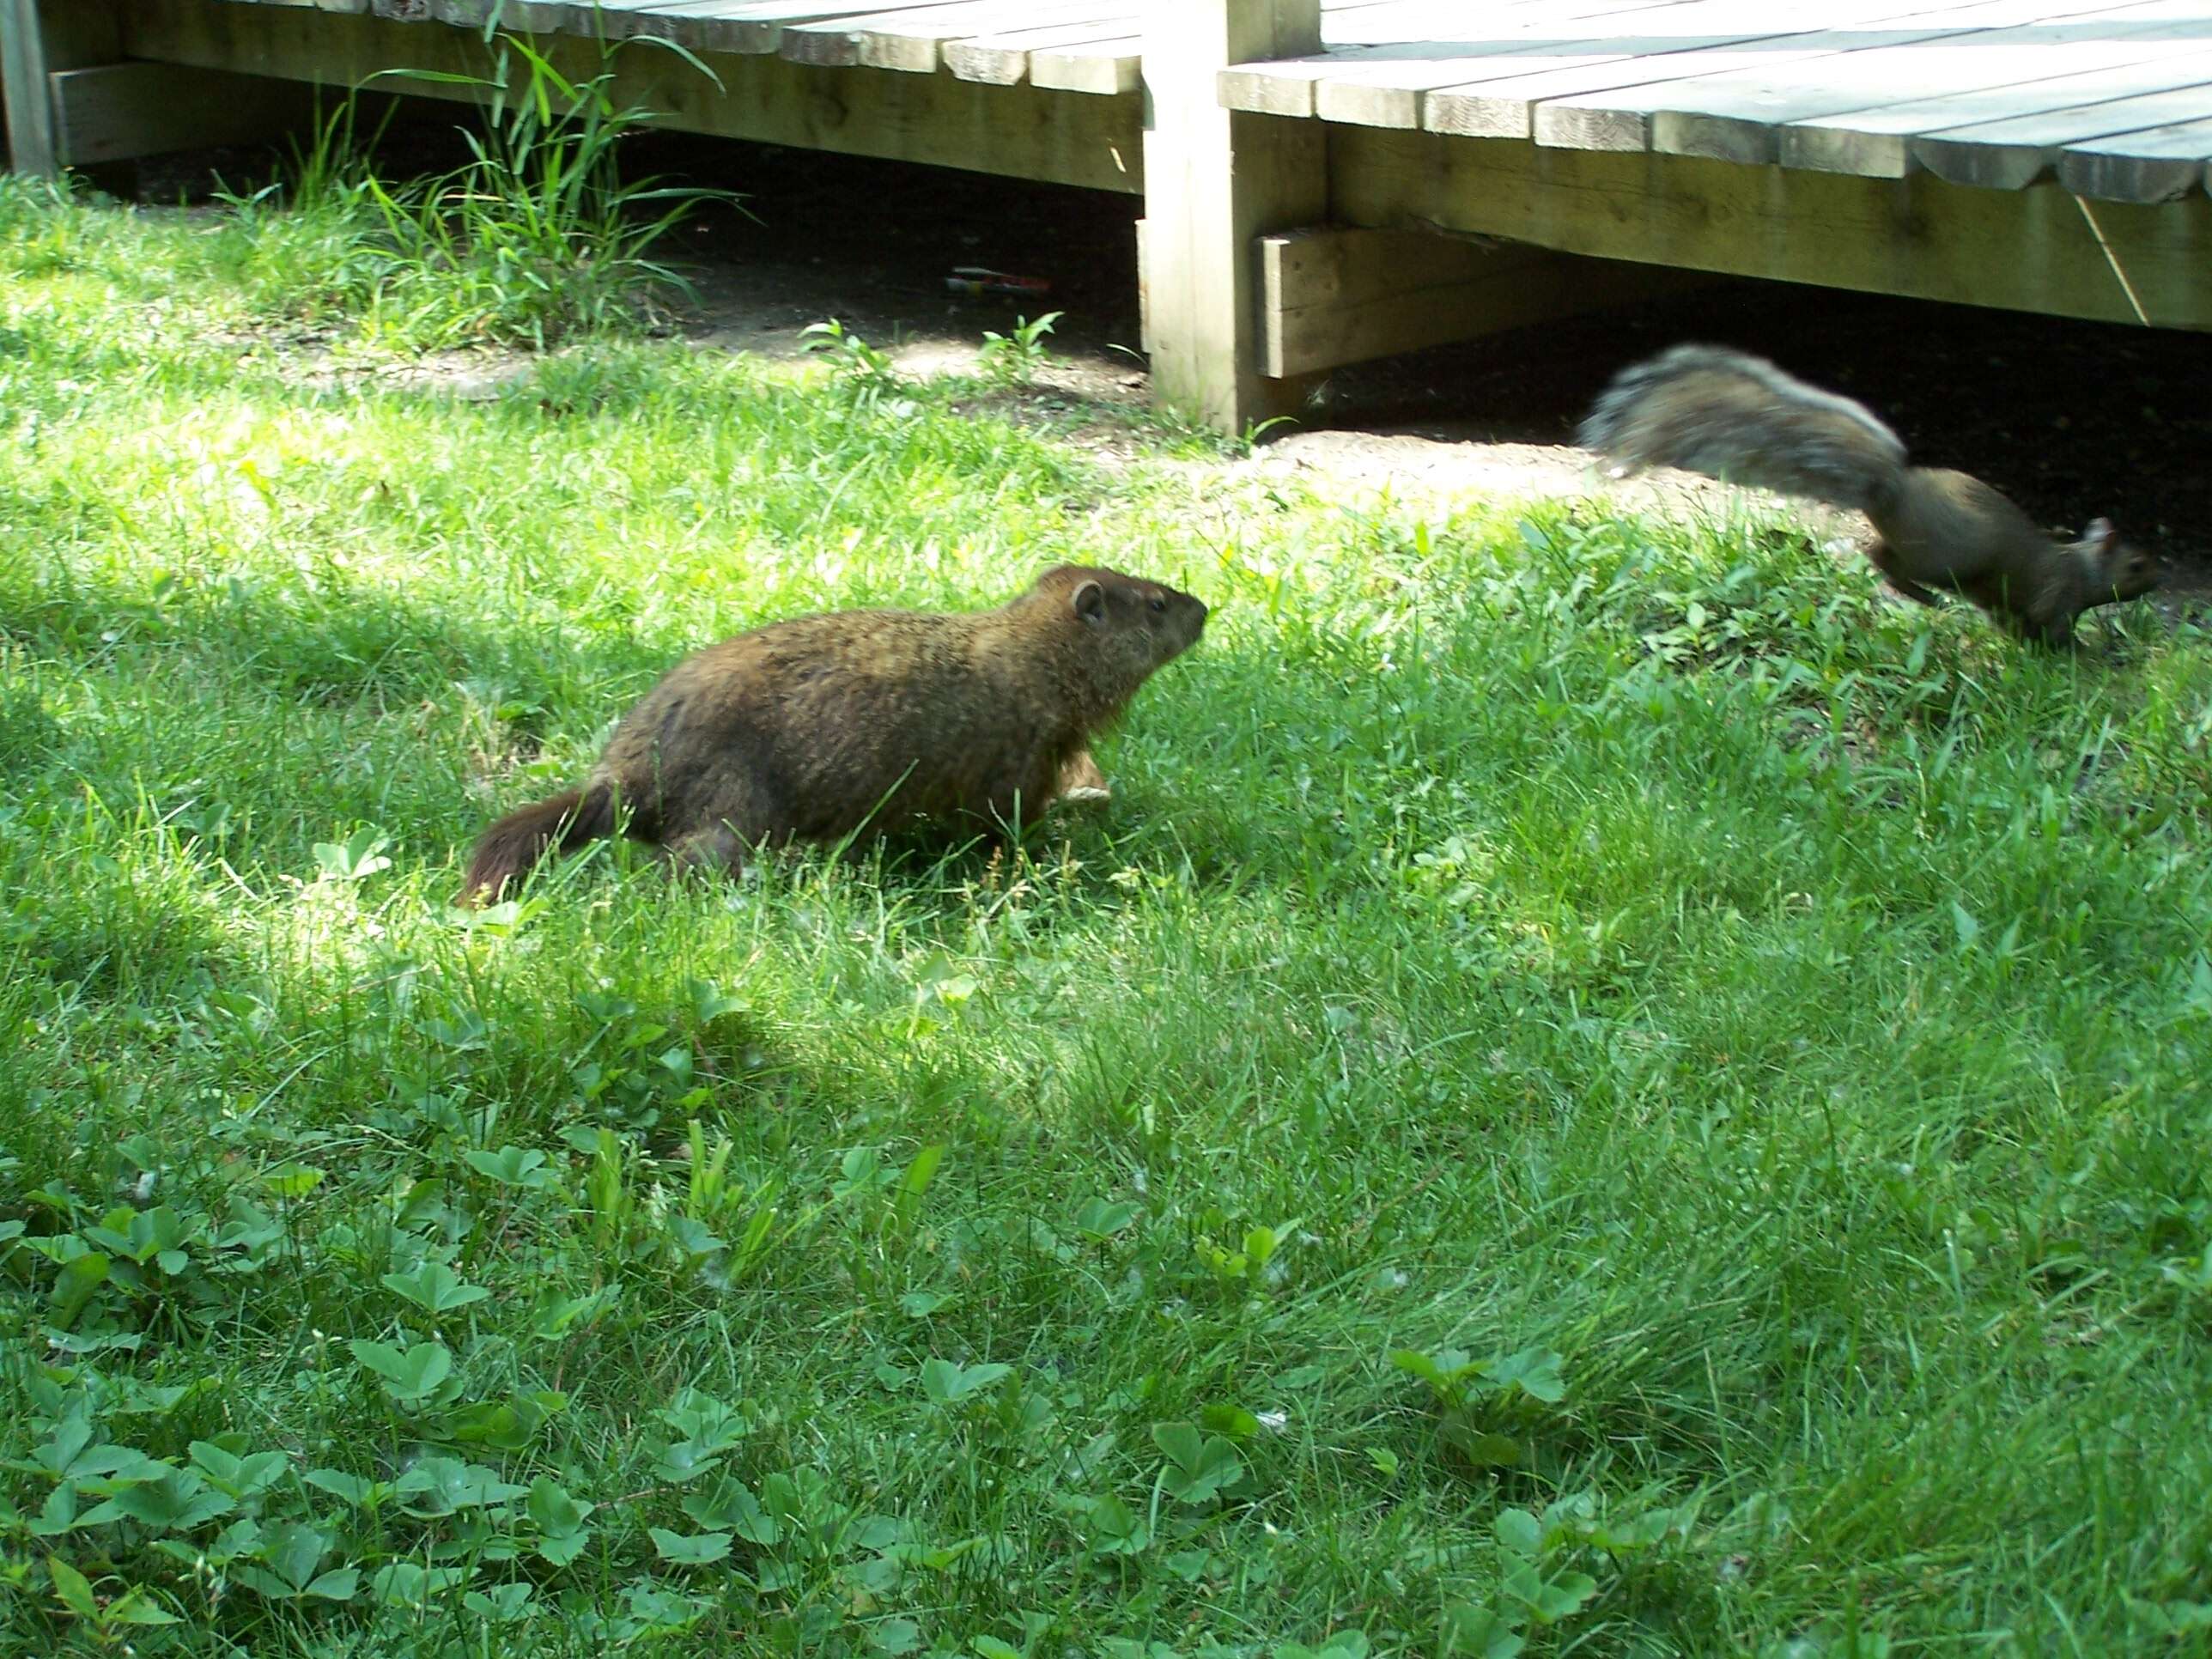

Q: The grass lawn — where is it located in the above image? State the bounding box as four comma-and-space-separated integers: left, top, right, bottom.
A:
3, 169, 2210, 1658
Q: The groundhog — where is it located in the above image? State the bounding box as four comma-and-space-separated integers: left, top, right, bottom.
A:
460, 564, 1208, 903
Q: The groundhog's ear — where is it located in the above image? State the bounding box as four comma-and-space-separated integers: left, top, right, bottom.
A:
1072, 580, 1107, 625
2085, 516, 2119, 554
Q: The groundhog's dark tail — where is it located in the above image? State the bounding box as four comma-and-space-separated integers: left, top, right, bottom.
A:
458, 785, 614, 907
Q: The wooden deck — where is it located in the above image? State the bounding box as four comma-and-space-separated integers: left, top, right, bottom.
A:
5, 0, 2210, 429
188, 0, 2212, 203
1226, 0, 2212, 203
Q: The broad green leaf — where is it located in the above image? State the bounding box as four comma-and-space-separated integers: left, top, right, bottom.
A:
302, 1469, 379, 1506
650, 1527, 732, 1565
1487, 1347, 1565, 1405
392, 1456, 523, 1515
48, 1252, 108, 1329
1083, 1492, 1148, 1555
463, 1146, 553, 1188
47, 1555, 98, 1620
1152, 1421, 1244, 1505
101, 1589, 181, 1626
263, 1164, 325, 1199
349, 1338, 453, 1401
465, 1582, 535, 1620
189, 1441, 288, 1497
1501, 1564, 1598, 1625
890, 1144, 945, 1232
380, 1261, 490, 1316
1439, 1604, 1525, 1659
257, 1521, 330, 1594
1074, 1198, 1140, 1240
1493, 1509, 1542, 1559
371, 1561, 469, 1607
1200, 1403, 1262, 1440
102, 1469, 234, 1532
526, 1477, 592, 1537
920, 1358, 1012, 1404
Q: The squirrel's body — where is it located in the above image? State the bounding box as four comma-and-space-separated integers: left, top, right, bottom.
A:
462, 565, 1206, 903
1578, 345, 2159, 645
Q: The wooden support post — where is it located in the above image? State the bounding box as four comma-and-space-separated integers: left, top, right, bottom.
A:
3, 0, 120, 177
1141, 0, 1325, 434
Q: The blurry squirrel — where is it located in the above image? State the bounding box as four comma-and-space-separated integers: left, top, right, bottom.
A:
1577, 345, 2160, 647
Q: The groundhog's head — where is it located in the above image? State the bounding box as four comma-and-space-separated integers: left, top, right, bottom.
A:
1033, 564, 1208, 708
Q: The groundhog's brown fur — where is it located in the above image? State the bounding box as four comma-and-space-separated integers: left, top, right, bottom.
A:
460, 565, 1207, 904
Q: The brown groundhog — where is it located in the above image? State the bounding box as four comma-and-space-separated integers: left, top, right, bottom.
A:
460, 564, 1208, 903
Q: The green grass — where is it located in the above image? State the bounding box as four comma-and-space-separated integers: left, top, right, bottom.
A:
3, 173, 2212, 1659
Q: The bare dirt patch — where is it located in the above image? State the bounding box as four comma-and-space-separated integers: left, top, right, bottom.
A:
143, 123, 2211, 617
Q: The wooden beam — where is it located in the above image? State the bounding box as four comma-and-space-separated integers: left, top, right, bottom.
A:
3, 0, 120, 177
1328, 125, 2212, 331
118, 0, 1146, 195
1141, 0, 1327, 432
47, 60, 319, 166
1258, 224, 1710, 378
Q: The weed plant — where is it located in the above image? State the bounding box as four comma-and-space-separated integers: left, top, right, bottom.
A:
216, 29, 733, 350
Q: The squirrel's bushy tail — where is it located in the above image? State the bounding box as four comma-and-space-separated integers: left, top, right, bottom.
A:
459, 785, 614, 907
1578, 344, 1909, 516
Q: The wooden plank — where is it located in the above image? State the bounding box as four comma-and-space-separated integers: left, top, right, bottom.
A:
434, 0, 568, 28
945, 15, 1138, 86
2057, 112, 2212, 200
4, 0, 121, 176
48, 59, 317, 162
779, 0, 1109, 70
1634, 0, 2168, 162
1776, 6, 2212, 177
1408, 0, 1951, 143
1030, 31, 1139, 92
578, 3, 881, 53
1602, 0, 2205, 167
1329, 122, 2212, 329
121, 0, 1146, 191
1531, 0, 2157, 155
1908, 61, 2212, 188
1143, 0, 1327, 429
1220, 0, 1776, 125
1258, 223, 1710, 375
1310, 0, 1725, 127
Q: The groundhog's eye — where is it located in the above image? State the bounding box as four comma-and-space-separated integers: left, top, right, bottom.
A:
1147, 596, 1166, 614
